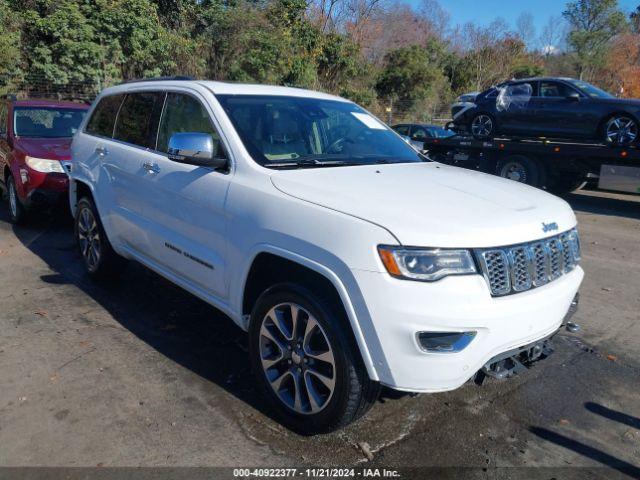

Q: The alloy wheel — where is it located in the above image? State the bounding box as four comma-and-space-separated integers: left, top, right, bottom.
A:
500, 161, 527, 183
259, 302, 336, 415
606, 116, 638, 145
77, 206, 102, 272
471, 114, 493, 138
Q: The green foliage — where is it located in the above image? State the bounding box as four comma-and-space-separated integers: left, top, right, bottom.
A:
375, 45, 449, 118
1, 0, 629, 124
563, 0, 628, 79
0, 0, 23, 94
512, 63, 545, 79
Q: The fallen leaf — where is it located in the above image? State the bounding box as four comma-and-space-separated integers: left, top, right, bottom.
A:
34, 311, 48, 317
606, 354, 617, 362
357, 442, 374, 461
559, 419, 570, 425
601, 287, 612, 292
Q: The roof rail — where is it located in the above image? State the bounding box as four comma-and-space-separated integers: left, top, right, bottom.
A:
120, 76, 194, 85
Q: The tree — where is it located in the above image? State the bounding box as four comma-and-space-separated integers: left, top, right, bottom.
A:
375, 44, 449, 120
0, 0, 23, 94
538, 15, 567, 57
563, 0, 628, 80
516, 12, 536, 49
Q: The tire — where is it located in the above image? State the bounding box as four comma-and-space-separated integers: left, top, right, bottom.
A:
74, 197, 126, 279
603, 115, 639, 146
249, 283, 379, 435
496, 155, 547, 189
6, 174, 27, 224
470, 113, 495, 140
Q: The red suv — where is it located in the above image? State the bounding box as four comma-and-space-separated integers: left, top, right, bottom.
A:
0, 98, 89, 223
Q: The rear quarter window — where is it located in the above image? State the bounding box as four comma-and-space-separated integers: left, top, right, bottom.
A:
86, 94, 125, 138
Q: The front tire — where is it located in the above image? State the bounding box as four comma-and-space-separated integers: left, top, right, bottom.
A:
470, 113, 495, 140
75, 197, 126, 279
249, 284, 379, 434
6, 175, 26, 224
604, 115, 638, 146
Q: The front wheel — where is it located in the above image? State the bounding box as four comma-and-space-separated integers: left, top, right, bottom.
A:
75, 197, 126, 279
249, 284, 379, 434
6, 175, 27, 224
604, 115, 638, 146
470, 113, 495, 140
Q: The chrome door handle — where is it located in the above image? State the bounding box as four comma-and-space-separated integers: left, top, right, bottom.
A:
95, 146, 108, 156
143, 161, 160, 174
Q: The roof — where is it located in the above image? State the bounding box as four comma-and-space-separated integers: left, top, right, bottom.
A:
504, 76, 578, 84
11, 99, 90, 109
100, 79, 349, 103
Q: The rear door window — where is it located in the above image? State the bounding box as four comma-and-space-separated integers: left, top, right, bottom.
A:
113, 92, 165, 149
156, 92, 226, 157
86, 94, 125, 138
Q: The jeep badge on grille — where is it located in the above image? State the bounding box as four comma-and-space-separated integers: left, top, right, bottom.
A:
542, 222, 559, 233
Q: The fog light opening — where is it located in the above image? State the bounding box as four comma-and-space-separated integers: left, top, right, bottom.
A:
417, 331, 476, 353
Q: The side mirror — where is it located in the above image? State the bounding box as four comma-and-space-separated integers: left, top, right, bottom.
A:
568, 93, 581, 102
167, 132, 227, 169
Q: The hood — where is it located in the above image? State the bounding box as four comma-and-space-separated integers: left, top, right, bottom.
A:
15, 137, 73, 160
271, 162, 577, 248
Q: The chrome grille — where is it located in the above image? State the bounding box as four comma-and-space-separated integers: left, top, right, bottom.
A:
476, 229, 581, 297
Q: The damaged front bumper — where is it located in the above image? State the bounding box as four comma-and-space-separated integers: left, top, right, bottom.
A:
476, 293, 580, 384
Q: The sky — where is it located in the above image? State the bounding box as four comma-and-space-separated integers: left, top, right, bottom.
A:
422, 0, 638, 32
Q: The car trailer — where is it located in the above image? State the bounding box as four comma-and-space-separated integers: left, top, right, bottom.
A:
422, 134, 640, 195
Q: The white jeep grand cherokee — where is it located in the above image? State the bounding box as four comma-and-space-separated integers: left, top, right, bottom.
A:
70, 79, 583, 434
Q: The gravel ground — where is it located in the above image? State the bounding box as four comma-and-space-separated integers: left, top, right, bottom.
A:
0, 189, 638, 478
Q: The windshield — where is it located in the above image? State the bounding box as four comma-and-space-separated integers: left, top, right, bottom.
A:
14, 107, 87, 138
567, 80, 614, 99
216, 95, 426, 168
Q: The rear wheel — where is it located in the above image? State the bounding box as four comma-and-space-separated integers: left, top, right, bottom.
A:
470, 113, 495, 140
249, 284, 379, 434
6, 175, 26, 224
496, 155, 547, 189
75, 197, 126, 279
604, 115, 638, 146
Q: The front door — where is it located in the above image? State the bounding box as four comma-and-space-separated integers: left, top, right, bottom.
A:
536, 81, 594, 137
142, 91, 231, 299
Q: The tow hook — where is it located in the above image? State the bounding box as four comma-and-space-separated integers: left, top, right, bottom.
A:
565, 322, 581, 333
474, 293, 582, 386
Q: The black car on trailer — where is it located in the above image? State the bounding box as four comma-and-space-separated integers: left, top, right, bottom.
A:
452, 77, 640, 147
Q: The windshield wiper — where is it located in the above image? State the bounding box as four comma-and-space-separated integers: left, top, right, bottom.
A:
266, 158, 357, 169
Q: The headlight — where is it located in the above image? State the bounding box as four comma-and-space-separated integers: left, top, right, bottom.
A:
25, 156, 65, 173
378, 246, 477, 282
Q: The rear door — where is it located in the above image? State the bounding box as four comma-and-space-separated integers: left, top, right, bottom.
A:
142, 90, 231, 299
498, 82, 537, 134
101, 91, 165, 252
